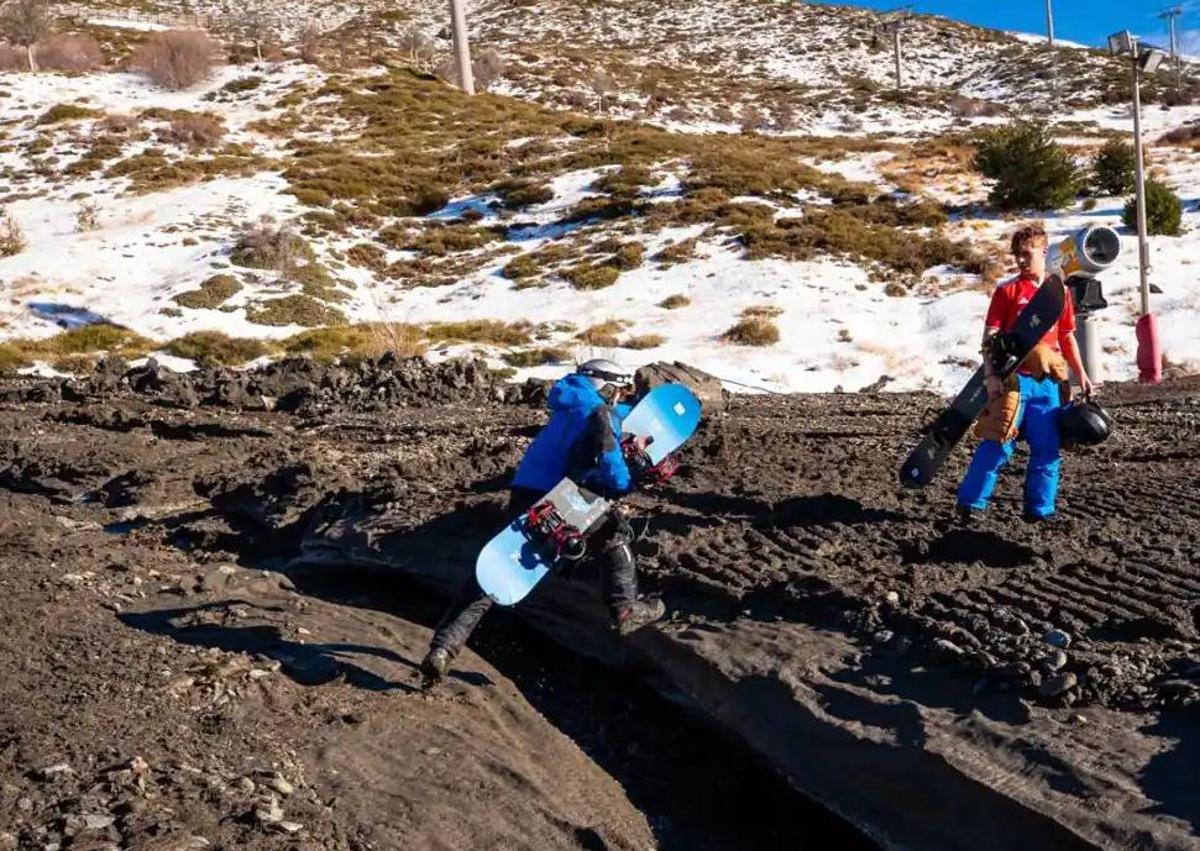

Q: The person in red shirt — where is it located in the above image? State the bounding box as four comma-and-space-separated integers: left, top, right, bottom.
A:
957, 224, 1094, 523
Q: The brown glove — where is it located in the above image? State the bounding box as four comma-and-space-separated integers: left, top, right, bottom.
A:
974, 375, 1021, 443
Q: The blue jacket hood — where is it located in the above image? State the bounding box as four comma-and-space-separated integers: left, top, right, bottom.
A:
547, 374, 604, 414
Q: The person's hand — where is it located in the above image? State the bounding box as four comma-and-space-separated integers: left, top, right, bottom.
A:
985, 374, 1004, 400
1078, 375, 1096, 400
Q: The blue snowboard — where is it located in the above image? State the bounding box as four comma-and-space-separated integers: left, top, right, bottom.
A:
475, 383, 702, 606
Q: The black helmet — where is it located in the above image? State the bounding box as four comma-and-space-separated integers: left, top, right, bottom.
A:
1057, 400, 1114, 448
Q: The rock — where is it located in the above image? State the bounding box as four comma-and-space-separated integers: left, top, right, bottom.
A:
82, 814, 115, 830
872, 630, 894, 644
933, 638, 965, 660
1044, 629, 1071, 649
884, 591, 900, 605
265, 774, 294, 796
17, 797, 32, 812
275, 821, 303, 834
129, 756, 150, 774
254, 795, 283, 825
236, 777, 256, 794
1044, 650, 1068, 672
39, 763, 73, 781
1039, 671, 1077, 698
634, 362, 727, 415
0, 831, 15, 850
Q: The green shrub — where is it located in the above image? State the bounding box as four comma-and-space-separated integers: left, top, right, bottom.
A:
1092, 138, 1136, 196
172, 274, 241, 309
973, 121, 1081, 210
1123, 180, 1183, 236
165, 331, 268, 365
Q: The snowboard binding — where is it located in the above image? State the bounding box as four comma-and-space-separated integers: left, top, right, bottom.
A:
621, 435, 679, 485
524, 501, 587, 562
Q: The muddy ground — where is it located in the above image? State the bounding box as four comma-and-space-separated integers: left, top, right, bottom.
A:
1, 356, 1198, 850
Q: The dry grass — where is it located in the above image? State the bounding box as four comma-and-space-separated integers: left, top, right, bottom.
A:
37, 33, 104, 72
502, 346, 571, 367
280, 323, 425, 361
723, 317, 779, 346
740, 304, 783, 320
172, 274, 241, 309
129, 30, 217, 91
577, 319, 627, 347
37, 103, 101, 125
245, 295, 347, 327
658, 294, 690, 309
425, 320, 532, 346
0, 208, 26, 256
165, 331, 267, 366
620, 334, 665, 350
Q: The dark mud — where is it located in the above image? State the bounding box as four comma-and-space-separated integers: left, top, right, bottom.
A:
2, 360, 1199, 849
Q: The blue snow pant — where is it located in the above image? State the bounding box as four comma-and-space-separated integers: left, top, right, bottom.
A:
957, 374, 1063, 519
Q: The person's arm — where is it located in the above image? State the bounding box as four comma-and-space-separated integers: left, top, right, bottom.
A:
981, 288, 1007, 399
582, 405, 632, 494
1057, 289, 1094, 397
1060, 332, 1094, 397
982, 326, 1003, 399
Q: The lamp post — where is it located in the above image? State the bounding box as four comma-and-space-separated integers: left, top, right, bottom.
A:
1108, 31, 1167, 384
449, 0, 475, 95
874, 6, 912, 93
1158, 6, 1183, 101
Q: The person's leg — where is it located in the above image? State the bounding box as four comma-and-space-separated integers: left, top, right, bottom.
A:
1022, 377, 1063, 519
595, 510, 664, 634
957, 439, 1017, 511
422, 488, 543, 681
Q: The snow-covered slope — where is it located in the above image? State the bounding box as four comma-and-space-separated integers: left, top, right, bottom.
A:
2, 3, 1199, 392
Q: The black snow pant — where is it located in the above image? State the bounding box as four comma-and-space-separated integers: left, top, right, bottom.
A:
429, 487, 639, 656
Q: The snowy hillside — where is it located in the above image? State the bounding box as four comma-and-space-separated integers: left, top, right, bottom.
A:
1, 0, 1199, 392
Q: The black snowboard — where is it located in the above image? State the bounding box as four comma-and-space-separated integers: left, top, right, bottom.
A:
898, 276, 1066, 489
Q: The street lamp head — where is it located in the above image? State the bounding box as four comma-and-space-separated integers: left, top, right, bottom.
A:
1108, 30, 1134, 56
1137, 45, 1168, 73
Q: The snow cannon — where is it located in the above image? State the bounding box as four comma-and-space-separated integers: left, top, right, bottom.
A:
1046, 225, 1122, 285
1047, 225, 1122, 388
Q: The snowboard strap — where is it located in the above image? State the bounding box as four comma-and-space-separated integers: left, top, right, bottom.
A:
525, 501, 587, 562
621, 436, 679, 485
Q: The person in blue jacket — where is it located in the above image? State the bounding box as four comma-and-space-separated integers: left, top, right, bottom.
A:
420, 359, 667, 685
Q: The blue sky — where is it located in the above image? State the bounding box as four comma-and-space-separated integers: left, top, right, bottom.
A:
818, 1, 1200, 52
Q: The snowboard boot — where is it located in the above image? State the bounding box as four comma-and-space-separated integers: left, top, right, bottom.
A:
616, 598, 666, 636
419, 647, 451, 687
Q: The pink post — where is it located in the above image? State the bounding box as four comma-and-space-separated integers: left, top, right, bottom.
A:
1135, 313, 1162, 384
